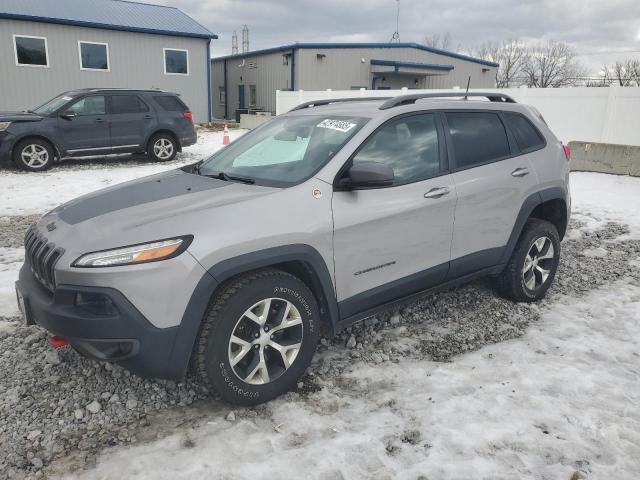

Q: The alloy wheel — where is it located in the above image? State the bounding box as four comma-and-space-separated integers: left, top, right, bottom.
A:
228, 298, 303, 385
522, 236, 555, 290
21, 144, 49, 168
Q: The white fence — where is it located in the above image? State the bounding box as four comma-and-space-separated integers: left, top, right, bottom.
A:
276, 87, 640, 147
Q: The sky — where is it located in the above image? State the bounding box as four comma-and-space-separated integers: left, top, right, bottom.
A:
160, 0, 640, 74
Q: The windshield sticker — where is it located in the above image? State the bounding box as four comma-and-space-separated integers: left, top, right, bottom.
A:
317, 119, 357, 133
62, 96, 72, 101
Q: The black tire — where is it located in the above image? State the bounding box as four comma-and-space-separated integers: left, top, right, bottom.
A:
195, 269, 320, 405
147, 133, 177, 162
494, 219, 560, 302
12, 138, 55, 172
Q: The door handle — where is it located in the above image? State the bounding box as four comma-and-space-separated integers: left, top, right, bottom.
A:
424, 187, 450, 199
143, 115, 153, 119
511, 167, 530, 177
95, 118, 105, 123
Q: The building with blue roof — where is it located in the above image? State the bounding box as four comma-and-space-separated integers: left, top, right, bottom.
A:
212, 42, 499, 119
0, 0, 217, 121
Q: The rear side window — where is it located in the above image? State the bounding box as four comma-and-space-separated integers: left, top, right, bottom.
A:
352, 113, 440, 185
503, 113, 545, 152
446, 112, 510, 169
153, 95, 187, 112
109, 95, 148, 114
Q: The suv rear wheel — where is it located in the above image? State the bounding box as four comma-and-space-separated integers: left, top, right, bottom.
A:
13, 138, 55, 171
195, 269, 320, 405
147, 133, 177, 162
494, 219, 560, 302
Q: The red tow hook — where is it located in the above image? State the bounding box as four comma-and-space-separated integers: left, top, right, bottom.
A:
49, 336, 68, 349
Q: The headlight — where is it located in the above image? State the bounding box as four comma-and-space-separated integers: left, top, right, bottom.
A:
73, 236, 192, 268
0, 122, 11, 131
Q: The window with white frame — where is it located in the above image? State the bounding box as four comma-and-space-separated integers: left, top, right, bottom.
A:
163, 48, 188, 75
14, 35, 49, 67
78, 41, 109, 71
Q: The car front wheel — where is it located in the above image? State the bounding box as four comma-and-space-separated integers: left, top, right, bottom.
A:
195, 269, 320, 405
13, 138, 55, 171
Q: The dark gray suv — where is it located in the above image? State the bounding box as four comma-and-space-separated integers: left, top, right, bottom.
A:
0, 88, 197, 171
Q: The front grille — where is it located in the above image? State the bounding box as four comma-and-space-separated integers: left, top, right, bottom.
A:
24, 227, 64, 291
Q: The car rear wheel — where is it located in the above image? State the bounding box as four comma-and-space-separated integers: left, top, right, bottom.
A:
195, 269, 320, 405
13, 138, 55, 171
147, 133, 177, 162
494, 219, 560, 302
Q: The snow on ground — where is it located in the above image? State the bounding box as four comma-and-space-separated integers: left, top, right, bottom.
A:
67, 279, 640, 480
0, 248, 23, 319
570, 172, 640, 238
0, 129, 246, 216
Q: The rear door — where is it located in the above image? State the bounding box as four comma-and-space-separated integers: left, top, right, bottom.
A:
56, 95, 109, 153
107, 94, 155, 152
332, 112, 456, 318
444, 110, 540, 278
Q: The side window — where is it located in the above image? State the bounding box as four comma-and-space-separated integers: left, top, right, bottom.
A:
67, 96, 106, 115
110, 95, 149, 114
153, 95, 187, 112
352, 114, 440, 185
446, 112, 510, 169
503, 113, 545, 152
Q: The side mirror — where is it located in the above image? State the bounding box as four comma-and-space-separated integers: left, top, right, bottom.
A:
60, 110, 76, 119
342, 161, 394, 189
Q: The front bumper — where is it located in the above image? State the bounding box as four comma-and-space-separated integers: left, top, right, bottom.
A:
16, 263, 184, 379
0, 131, 16, 163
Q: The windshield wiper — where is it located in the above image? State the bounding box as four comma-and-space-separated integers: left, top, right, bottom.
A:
203, 170, 255, 184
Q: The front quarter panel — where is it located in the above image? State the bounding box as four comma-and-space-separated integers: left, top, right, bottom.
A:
188, 178, 335, 289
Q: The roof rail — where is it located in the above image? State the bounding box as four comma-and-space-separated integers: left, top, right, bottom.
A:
290, 97, 391, 112
378, 92, 516, 110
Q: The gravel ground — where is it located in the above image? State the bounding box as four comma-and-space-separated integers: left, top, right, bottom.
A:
1, 218, 639, 479
0, 217, 41, 249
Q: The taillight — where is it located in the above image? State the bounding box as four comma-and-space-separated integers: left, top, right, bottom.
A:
183, 111, 193, 122
563, 144, 571, 161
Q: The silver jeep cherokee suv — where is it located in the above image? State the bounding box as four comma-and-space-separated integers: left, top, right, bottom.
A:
16, 92, 571, 405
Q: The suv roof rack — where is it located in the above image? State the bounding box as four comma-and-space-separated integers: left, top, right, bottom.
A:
379, 92, 516, 110
290, 96, 391, 112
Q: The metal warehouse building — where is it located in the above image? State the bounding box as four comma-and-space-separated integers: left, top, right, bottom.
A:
0, 0, 217, 122
211, 43, 499, 119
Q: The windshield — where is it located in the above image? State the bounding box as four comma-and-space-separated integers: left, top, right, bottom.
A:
198, 115, 368, 186
32, 94, 75, 115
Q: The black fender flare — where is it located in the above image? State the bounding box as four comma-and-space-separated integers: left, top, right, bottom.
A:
499, 186, 568, 265
165, 244, 338, 379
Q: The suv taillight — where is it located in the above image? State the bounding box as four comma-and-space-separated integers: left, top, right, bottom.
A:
183, 111, 193, 122
563, 144, 571, 161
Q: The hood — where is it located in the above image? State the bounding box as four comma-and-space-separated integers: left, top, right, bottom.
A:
0, 111, 43, 122
54, 169, 276, 226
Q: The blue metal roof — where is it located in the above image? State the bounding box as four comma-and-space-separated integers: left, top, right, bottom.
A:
371, 59, 454, 71
212, 42, 499, 68
0, 0, 217, 39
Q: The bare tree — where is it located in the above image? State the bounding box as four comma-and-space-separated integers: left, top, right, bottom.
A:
521, 41, 586, 87
611, 59, 640, 86
424, 32, 452, 50
585, 65, 612, 87
474, 39, 526, 88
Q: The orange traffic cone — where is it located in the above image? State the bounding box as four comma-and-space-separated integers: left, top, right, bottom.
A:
223, 125, 230, 145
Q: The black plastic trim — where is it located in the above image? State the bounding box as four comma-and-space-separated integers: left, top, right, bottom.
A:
447, 247, 505, 280
338, 262, 449, 319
